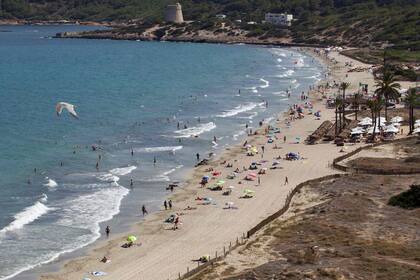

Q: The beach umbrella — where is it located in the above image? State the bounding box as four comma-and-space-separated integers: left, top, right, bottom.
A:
127, 235, 137, 243
391, 116, 403, 123
228, 186, 235, 190
217, 180, 225, 185
244, 189, 255, 193
384, 125, 399, 133
226, 202, 234, 207
248, 172, 257, 177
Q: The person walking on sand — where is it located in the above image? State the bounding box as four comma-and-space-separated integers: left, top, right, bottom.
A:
105, 225, 110, 238
284, 135, 287, 143
142, 205, 148, 216
164, 200, 168, 210
284, 176, 289, 185
258, 176, 261, 185
173, 215, 179, 230
168, 200, 172, 209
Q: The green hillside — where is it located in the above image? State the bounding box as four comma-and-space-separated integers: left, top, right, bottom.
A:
1, 0, 419, 49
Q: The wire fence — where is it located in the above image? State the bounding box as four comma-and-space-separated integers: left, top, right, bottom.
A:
175, 173, 347, 280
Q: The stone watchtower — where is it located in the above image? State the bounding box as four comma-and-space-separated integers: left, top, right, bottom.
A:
165, 3, 184, 23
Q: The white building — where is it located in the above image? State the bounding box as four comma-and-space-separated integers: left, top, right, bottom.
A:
265, 13, 293, 26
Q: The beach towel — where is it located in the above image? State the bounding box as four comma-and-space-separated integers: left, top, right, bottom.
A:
91, 271, 107, 276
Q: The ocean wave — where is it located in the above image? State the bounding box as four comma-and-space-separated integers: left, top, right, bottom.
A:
109, 166, 137, 176
232, 130, 246, 140
276, 58, 282, 62
174, 122, 216, 138
39, 194, 48, 203
43, 177, 57, 188
276, 69, 295, 78
272, 91, 287, 96
97, 173, 120, 183
0, 201, 51, 236
217, 103, 257, 118
55, 186, 129, 232
142, 165, 183, 182
134, 146, 183, 153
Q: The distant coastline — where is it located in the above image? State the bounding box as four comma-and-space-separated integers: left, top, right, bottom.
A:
0, 19, 111, 26
54, 28, 328, 48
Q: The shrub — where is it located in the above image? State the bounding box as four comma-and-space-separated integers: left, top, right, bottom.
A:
388, 185, 420, 209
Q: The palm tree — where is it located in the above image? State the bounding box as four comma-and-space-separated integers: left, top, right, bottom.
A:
335, 97, 344, 135
353, 93, 362, 120
404, 88, 419, 134
367, 98, 384, 141
334, 97, 340, 136
339, 82, 350, 130
374, 71, 401, 121
340, 82, 351, 100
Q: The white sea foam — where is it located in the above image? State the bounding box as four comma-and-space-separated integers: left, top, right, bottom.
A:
238, 111, 258, 120
276, 69, 295, 78
232, 130, 246, 140
174, 122, 216, 138
217, 103, 257, 118
109, 166, 137, 176
97, 173, 120, 183
0, 201, 51, 236
43, 177, 57, 188
39, 194, 48, 203
295, 58, 304, 67
277, 58, 282, 62
259, 78, 270, 89
143, 165, 183, 182
134, 146, 183, 153
55, 186, 129, 232
272, 91, 287, 96
263, 117, 275, 124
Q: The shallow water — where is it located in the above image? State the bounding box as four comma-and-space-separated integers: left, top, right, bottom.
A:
0, 25, 323, 279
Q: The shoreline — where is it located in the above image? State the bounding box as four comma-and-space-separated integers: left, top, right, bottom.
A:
39, 48, 365, 280
54, 30, 327, 48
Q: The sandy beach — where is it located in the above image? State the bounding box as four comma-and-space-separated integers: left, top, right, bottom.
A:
40, 48, 411, 280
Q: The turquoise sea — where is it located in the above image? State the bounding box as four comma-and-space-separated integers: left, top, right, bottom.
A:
0, 25, 323, 279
